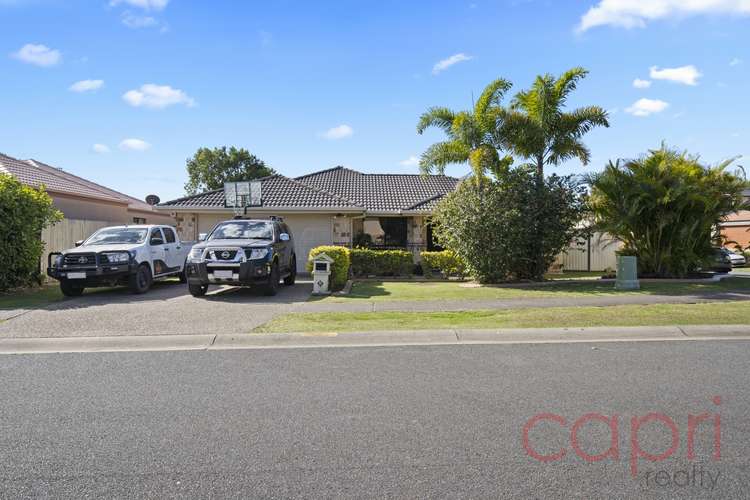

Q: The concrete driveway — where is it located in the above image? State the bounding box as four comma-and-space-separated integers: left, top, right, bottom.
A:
0, 280, 313, 338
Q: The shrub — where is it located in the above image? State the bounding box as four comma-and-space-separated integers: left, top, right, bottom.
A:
350, 248, 413, 277
431, 169, 585, 282
306, 245, 351, 289
420, 250, 466, 278
588, 145, 749, 277
0, 174, 62, 291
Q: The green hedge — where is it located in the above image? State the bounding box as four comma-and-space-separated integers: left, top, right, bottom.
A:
351, 248, 413, 277
0, 174, 62, 291
306, 245, 351, 289
420, 250, 466, 278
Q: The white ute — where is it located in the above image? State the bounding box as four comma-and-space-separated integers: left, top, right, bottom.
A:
47, 225, 195, 296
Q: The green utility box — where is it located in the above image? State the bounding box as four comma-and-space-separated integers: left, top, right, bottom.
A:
615, 255, 640, 290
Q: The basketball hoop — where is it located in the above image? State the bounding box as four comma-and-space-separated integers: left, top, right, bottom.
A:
225, 181, 262, 218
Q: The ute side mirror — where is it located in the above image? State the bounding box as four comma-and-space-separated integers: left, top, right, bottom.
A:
279, 233, 290, 242
150, 237, 164, 246
198, 233, 207, 241
74, 240, 84, 247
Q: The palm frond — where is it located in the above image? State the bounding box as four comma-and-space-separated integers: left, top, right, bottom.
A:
419, 140, 470, 175
474, 78, 512, 117
417, 107, 457, 135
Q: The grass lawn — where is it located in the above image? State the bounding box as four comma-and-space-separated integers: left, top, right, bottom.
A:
312, 277, 750, 303
0, 278, 181, 310
254, 301, 750, 333
0, 284, 65, 310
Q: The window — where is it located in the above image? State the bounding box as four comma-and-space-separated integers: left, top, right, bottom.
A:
358, 217, 407, 248
133, 217, 146, 224
208, 221, 273, 240
85, 227, 148, 245
150, 228, 164, 245
163, 227, 176, 243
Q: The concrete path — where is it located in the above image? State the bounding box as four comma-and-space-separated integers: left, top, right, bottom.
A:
1, 324, 749, 354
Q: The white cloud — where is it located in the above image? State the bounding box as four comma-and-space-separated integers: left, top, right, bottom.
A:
69, 79, 104, 92
122, 84, 195, 109
320, 124, 353, 140
110, 0, 168, 10
632, 78, 651, 89
92, 144, 111, 154
625, 98, 669, 117
649, 65, 702, 85
121, 11, 158, 28
119, 138, 151, 151
432, 53, 473, 75
577, 0, 750, 32
399, 156, 419, 167
730, 57, 743, 66
11, 43, 61, 67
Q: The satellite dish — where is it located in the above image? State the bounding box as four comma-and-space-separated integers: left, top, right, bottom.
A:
145, 194, 160, 206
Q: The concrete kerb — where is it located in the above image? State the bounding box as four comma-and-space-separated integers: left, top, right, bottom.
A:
1, 325, 750, 354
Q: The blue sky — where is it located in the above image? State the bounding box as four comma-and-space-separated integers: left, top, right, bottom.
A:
1, 0, 749, 201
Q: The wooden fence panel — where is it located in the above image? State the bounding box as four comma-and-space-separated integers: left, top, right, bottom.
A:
40, 219, 110, 274
553, 233, 622, 272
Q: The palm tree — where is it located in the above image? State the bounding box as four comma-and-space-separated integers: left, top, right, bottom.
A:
588, 145, 749, 277
417, 78, 514, 180
500, 67, 609, 278
500, 67, 609, 185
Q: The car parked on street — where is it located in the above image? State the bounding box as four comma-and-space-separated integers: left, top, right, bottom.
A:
185, 218, 296, 297
47, 225, 194, 296
721, 247, 747, 267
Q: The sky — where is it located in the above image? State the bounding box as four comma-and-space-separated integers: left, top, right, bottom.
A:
1, 0, 749, 202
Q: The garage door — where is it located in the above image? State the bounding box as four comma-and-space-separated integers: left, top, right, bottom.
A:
284, 215, 334, 272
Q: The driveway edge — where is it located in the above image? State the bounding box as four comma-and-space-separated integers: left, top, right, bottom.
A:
0, 325, 749, 354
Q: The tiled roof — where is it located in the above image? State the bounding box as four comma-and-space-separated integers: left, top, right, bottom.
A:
0, 152, 165, 213
159, 174, 361, 209
0, 153, 125, 203
159, 166, 460, 213
295, 166, 459, 212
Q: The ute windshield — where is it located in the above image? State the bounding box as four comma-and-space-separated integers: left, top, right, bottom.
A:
209, 221, 273, 240
85, 227, 148, 245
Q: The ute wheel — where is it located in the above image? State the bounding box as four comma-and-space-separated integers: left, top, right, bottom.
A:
60, 279, 84, 297
129, 264, 152, 294
283, 256, 297, 286
189, 283, 208, 297
265, 262, 280, 296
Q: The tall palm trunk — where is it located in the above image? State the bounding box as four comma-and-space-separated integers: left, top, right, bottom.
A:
534, 155, 545, 280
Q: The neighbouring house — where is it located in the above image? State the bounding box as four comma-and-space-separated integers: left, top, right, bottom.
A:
0, 152, 174, 225
720, 188, 750, 248
157, 166, 460, 272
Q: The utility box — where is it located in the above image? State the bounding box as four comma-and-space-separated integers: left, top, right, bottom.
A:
312, 253, 334, 295
615, 255, 639, 290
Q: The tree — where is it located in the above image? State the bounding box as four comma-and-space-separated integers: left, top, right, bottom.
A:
431, 169, 585, 282
0, 174, 63, 291
417, 78, 514, 180
500, 67, 609, 278
587, 145, 749, 277
184, 146, 275, 195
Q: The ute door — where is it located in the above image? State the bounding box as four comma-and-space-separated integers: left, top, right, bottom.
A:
148, 228, 168, 275
161, 227, 182, 271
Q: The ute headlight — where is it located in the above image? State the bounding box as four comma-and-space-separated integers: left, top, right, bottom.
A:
188, 247, 205, 262
102, 252, 130, 263
246, 248, 269, 260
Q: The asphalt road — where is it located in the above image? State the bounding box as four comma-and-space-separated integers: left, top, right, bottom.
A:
0, 340, 748, 498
